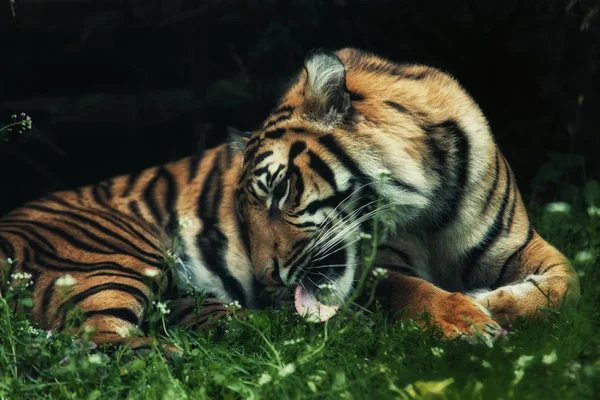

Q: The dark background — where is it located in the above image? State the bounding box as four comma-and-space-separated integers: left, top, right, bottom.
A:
0, 0, 598, 216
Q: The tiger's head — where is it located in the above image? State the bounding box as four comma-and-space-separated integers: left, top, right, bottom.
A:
233, 48, 424, 320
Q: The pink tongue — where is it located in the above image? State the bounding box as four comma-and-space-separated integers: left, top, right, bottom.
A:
294, 285, 339, 323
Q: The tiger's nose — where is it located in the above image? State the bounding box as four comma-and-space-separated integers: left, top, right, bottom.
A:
259, 267, 283, 286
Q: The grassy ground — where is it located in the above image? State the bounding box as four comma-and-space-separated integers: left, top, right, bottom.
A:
0, 199, 598, 400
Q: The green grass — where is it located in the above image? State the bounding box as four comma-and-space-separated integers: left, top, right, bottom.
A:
1, 200, 598, 400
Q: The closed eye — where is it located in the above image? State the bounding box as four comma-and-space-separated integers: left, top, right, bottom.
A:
272, 179, 289, 201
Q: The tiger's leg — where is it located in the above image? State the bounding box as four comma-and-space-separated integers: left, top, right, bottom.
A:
472, 231, 580, 326
46, 268, 186, 356
377, 271, 502, 343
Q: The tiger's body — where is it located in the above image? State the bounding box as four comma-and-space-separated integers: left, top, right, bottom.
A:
234, 48, 580, 341
0, 47, 580, 348
0, 144, 255, 350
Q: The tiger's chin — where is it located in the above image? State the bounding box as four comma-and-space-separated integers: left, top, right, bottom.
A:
292, 249, 359, 323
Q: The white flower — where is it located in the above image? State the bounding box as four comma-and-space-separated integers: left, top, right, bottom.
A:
359, 232, 373, 240
21, 113, 32, 130
152, 301, 171, 315
144, 268, 159, 278
544, 202, 571, 214
377, 169, 392, 179
283, 338, 304, 346
513, 369, 525, 385
11, 272, 32, 281
317, 283, 335, 291
46, 330, 53, 339
587, 206, 600, 217
542, 350, 557, 365
178, 217, 193, 229
88, 353, 104, 365
165, 249, 177, 263
226, 300, 242, 309
258, 373, 272, 385
5, 257, 15, 266
431, 347, 444, 357
278, 363, 296, 377
372, 267, 389, 279
564, 361, 581, 379
575, 250, 594, 263
516, 355, 534, 368
55, 274, 77, 287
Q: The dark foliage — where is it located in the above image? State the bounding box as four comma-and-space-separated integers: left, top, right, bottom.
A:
0, 0, 598, 215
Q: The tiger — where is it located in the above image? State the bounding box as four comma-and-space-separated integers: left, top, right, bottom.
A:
0, 142, 258, 353
232, 47, 581, 342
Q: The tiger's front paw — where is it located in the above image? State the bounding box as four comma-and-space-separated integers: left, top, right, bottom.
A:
433, 292, 503, 346
396, 292, 503, 346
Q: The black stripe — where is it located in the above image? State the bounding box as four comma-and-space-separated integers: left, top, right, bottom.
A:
483, 151, 500, 213
20, 205, 161, 264
288, 220, 317, 229
288, 142, 307, 206
128, 201, 144, 221
461, 157, 512, 283
253, 151, 273, 166
188, 150, 205, 183
197, 153, 222, 222
122, 169, 145, 198
291, 127, 306, 133
84, 308, 140, 326
74, 207, 159, 252
50, 219, 160, 267
384, 100, 409, 114
32, 246, 148, 277
87, 271, 147, 284
541, 263, 562, 274
0, 234, 15, 260
318, 134, 365, 179
264, 128, 286, 139
159, 167, 179, 233
492, 225, 533, 289
264, 115, 291, 129
42, 278, 57, 317
0, 225, 56, 252
349, 91, 364, 101
65, 283, 148, 308
504, 167, 518, 233
142, 169, 164, 225
195, 227, 247, 306
253, 166, 270, 177
272, 105, 294, 115
5, 218, 117, 256
378, 244, 412, 267
92, 185, 108, 206
427, 120, 470, 230
256, 180, 269, 194
59, 283, 148, 328
246, 136, 260, 148
195, 153, 248, 305
269, 165, 285, 186
286, 248, 311, 283
298, 187, 354, 216
308, 150, 337, 190
362, 61, 427, 80
44, 195, 159, 249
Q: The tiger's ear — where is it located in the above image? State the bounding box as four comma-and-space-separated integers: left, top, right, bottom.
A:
303, 49, 352, 124
227, 126, 252, 153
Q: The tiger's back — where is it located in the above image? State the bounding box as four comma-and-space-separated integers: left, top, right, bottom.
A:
0, 143, 253, 349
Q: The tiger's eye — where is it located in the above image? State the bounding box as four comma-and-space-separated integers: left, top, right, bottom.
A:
273, 179, 288, 199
